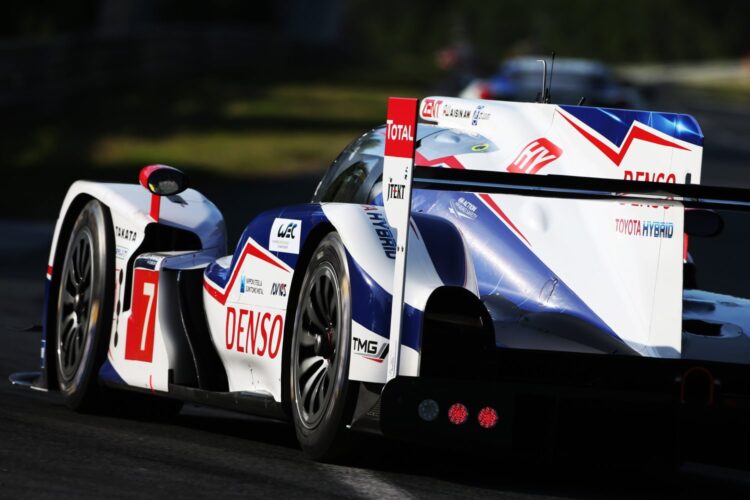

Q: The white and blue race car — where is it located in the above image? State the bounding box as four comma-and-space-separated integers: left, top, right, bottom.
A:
13, 96, 750, 463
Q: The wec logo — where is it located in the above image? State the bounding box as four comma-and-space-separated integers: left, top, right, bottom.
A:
277, 222, 297, 239
507, 138, 562, 175
269, 218, 302, 254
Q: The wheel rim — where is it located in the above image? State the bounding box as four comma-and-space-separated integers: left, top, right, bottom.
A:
57, 229, 95, 382
293, 262, 341, 428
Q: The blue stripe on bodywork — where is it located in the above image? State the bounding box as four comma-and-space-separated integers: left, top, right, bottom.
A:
412, 213, 466, 287
376, 187, 622, 345
204, 259, 230, 288
204, 210, 282, 288
347, 252, 422, 351
204, 204, 330, 289
411, 189, 622, 343
270, 204, 332, 269
366, 201, 469, 288
560, 105, 703, 147
98, 359, 126, 385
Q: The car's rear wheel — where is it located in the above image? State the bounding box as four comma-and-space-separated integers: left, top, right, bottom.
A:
290, 232, 356, 460
55, 200, 114, 411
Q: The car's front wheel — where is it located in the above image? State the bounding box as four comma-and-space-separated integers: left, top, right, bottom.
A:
55, 199, 114, 411
290, 232, 356, 460
55, 199, 183, 418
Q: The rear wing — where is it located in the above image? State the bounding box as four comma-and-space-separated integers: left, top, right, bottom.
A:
383, 97, 750, 381
418, 96, 704, 186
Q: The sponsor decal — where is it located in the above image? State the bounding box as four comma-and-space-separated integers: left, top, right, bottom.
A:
471, 143, 489, 152
125, 269, 159, 362
277, 222, 298, 238
624, 170, 677, 183
366, 211, 396, 259
507, 138, 562, 175
270, 282, 287, 297
225, 306, 283, 359
441, 103, 472, 119
115, 245, 128, 260
471, 105, 490, 126
415, 150, 531, 245
620, 202, 672, 210
448, 196, 478, 220
269, 218, 301, 254
352, 336, 389, 363
134, 256, 159, 270
115, 226, 137, 241
421, 98, 443, 119
384, 97, 418, 159
615, 218, 674, 239
386, 182, 405, 200
204, 238, 291, 306
239, 274, 263, 295
385, 120, 414, 141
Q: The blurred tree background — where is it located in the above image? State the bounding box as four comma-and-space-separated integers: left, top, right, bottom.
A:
3, 0, 750, 220
347, 0, 750, 71
4, 1, 750, 74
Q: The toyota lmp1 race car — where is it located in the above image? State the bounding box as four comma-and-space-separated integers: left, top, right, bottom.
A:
11, 95, 750, 465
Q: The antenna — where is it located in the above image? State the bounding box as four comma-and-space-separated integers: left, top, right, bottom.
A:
536, 58, 547, 103
545, 51, 556, 103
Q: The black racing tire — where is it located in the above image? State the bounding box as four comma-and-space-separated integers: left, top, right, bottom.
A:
55, 199, 115, 411
54, 199, 183, 418
290, 232, 357, 460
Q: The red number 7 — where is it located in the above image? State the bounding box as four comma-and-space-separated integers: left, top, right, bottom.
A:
125, 269, 159, 362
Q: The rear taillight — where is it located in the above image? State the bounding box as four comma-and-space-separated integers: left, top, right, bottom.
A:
447, 403, 469, 425
477, 406, 499, 429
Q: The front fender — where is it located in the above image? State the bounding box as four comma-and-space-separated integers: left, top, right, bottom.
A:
47, 182, 226, 270
40, 181, 226, 390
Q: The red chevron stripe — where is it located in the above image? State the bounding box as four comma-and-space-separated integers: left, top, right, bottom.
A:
557, 110, 689, 166
204, 240, 290, 306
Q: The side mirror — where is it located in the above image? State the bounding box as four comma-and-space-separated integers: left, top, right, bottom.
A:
139, 164, 188, 196
685, 209, 723, 238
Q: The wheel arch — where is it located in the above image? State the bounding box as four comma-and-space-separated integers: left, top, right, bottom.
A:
280, 220, 335, 416
41, 181, 226, 391
321, 203, 480, 383
42, 193, 96, 391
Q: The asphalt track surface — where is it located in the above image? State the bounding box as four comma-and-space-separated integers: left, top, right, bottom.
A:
3, 88, 750, 498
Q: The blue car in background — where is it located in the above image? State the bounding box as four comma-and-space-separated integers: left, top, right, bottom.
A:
460, 56, 646, 109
